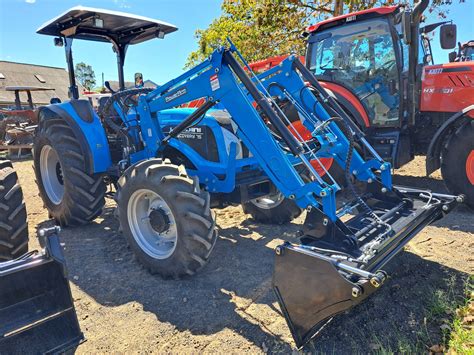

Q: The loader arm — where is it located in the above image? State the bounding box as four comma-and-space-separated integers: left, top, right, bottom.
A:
111, 46, 460, 348
131, 47, 390, 222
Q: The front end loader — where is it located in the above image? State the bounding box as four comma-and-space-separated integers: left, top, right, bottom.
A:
34, 7, 462, 348
0, 159, 83, 353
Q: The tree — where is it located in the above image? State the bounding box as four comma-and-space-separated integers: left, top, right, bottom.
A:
186, 0, 312, 66
75, 62, 96, 91
186, 0, 461, 67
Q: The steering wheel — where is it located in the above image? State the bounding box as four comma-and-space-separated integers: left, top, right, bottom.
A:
123, 93, 140, 108
98, 88, 154, 119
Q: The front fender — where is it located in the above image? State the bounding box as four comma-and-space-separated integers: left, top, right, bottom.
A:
37, 100, 111, 174
426, 104, 474, 175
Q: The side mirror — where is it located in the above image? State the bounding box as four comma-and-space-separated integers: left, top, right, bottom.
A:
54, 37, 64, 47
440, 24, 457, 49
448, 51, 457, 62
135, 73, 144, 88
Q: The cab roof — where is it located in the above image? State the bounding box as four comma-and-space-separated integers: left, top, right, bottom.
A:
37, 6, 178, 46
306, 6, 399, 34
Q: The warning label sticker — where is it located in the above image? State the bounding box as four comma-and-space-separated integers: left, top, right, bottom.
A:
210, 74, 220, 91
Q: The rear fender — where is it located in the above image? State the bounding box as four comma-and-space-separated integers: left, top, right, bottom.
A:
319, 81, 370, 129
426, 104, 474, 175
37, 100, 112, 174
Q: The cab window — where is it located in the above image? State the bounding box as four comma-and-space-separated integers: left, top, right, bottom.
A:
309, 18, 400, 127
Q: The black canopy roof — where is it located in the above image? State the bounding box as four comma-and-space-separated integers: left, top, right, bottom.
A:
37, 6, 178, 46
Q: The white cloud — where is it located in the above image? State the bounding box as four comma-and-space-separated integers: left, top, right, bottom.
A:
25, 0, 36, 3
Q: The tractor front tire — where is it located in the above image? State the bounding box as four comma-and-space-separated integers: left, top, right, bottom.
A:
441, 121, 474, 209
243, 193, 302, 224
117, 159, 217, 278
0, 159, 28, 261
34, 118, 106, 226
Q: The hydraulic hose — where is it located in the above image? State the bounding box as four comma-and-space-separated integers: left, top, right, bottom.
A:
326, 117, 383, 227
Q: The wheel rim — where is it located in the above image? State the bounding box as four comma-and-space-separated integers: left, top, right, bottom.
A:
127, 189, 178, 259
466, 150, 474, 185
251, 192, 284, 210
40, 145, 65, 205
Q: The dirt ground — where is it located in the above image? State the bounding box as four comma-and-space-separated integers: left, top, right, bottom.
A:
14, 156, 473, 353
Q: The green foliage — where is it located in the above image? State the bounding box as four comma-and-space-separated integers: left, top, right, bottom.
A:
75, 62, 96, 91
186, 0, 312, 67
186, 0, 461, 67
447, 276, 474, 353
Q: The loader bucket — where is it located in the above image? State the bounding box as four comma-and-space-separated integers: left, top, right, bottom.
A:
0, 233, 83, 353
273, 185, 461, 349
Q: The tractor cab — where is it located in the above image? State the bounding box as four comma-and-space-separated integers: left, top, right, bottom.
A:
305, 4, 456, 129
306, 7, 402, 127
36, 6, 177, 99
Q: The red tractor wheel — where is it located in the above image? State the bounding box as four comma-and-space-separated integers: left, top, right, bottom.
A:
287, 121, 345, 185
441, 121, 474, 209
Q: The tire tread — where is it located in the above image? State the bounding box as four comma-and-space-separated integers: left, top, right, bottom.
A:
34, 119, 106, 226
117, 159, 217, 278
0, 159, 28, 261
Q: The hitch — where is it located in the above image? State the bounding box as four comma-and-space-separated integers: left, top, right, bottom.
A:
273, 186, 460, 349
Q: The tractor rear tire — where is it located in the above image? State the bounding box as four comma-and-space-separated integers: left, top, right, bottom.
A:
285, 111, 347, 187
0, 159, 28, 261
243, 193, 302, 224
34, 118, 106, 226
441, 121, 474, 209
117, 159, 217, 278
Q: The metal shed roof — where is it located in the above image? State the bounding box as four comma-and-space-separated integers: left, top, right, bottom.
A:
0, 61, 85, 106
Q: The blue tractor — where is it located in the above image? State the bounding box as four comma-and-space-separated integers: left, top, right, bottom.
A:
34, 7, 461, 347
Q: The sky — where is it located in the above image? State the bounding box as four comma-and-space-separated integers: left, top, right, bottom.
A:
0, 0, 472, 87
0, 0, 222, 85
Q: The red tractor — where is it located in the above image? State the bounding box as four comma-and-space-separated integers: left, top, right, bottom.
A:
300, 0, 474, 207
257, 0, 474, 207
449, 40, 474, 62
